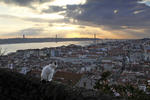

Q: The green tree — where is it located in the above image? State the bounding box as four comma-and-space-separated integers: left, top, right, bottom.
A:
94, 71, 112, 94
101, 71, 111, 82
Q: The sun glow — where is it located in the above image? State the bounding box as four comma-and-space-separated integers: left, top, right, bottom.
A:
66, 33, 82, 38
65, 33, 92, 38
54, 26, 77, 30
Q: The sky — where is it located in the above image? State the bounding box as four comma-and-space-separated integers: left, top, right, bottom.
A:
0, 0, 150, 39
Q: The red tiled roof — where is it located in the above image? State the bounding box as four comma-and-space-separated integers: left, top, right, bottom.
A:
53, 71, 83, 85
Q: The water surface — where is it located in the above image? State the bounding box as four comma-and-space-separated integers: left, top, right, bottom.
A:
0, 41, 93, 54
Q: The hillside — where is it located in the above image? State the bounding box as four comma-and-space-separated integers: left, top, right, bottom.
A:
0, 68, 120, 100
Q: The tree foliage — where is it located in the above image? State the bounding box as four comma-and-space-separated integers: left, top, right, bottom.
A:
101, 71, 111, 81
94, 71, 150, 100
94, 71, 112, 94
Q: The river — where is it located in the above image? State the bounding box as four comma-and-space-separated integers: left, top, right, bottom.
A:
0, 41, 94, 54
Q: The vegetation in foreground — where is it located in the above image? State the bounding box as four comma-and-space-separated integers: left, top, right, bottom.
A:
94, 71, 150, 100
0, 68, 119, 100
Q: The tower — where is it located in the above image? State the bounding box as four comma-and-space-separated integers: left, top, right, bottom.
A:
94, 34, 96, 45
23, 34, 25, 39
56, 34, 57, 43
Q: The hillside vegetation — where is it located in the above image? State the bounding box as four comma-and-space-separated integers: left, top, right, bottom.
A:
0, 68, 120, 100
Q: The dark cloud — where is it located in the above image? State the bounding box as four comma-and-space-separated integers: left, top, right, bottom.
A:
42, 6, 66, 13
0, 0, 52, 7
66, 0, 150, 30
122, 28, 150, 38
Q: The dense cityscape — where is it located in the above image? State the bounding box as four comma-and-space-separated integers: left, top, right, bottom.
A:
1, 38, 150, 99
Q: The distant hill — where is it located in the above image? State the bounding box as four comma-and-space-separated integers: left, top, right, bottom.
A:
0, 68, 121, 100
0, 38, 100, 45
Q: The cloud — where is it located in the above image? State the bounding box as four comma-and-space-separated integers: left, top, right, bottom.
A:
3, 28, 44, 37
114, 10, 119, 14
0, 14, 70, 24
0, 0, 53, 7
42, 6, 66, 13
20, 28, 44, 36
66, 0, 150, 29
139, 0, 150, 6
1, 0, 150, 39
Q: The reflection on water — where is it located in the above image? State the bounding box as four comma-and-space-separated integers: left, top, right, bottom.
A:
0, 41, 93, 54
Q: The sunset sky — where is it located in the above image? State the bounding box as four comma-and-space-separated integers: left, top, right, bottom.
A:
0, 0, 150, 39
